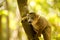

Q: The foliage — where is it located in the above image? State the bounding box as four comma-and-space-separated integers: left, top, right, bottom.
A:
0, 0, 60, 40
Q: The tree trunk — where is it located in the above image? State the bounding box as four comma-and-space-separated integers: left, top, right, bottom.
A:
0, 15, 2, 40
17, 0, 39, 40
5, 0, 10, 40
6, 16, 10, 40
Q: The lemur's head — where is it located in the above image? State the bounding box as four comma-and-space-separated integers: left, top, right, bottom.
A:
27, 12, 37, 23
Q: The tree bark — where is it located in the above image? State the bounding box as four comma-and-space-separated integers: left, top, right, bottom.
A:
0, 15, 2, 40
6, 16, 10, 40
5, 0, 10, 40
17, 0, 39, 40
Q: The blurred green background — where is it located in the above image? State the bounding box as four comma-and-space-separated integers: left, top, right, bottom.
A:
0, 0, 60, 40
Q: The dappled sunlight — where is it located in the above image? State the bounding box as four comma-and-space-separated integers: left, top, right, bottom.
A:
0, 0, 60, 40
29, 1, 36, 7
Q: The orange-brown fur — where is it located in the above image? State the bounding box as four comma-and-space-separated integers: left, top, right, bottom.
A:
27, 12, 51, 40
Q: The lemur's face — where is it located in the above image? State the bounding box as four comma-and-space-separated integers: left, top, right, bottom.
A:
27, 12, 36, 23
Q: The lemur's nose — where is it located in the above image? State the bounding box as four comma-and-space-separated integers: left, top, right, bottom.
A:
29, 21, 31, 23
28, 19, 32, 23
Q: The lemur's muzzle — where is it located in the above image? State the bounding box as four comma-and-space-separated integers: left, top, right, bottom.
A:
28, 19, 32, 23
